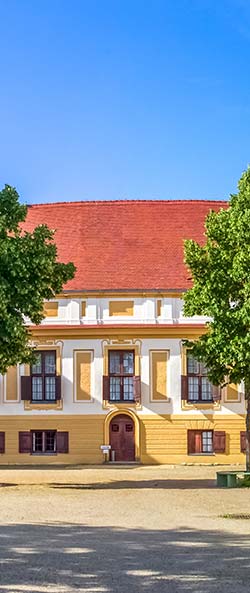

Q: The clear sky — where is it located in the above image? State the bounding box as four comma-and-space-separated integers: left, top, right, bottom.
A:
0, 0, 249, 204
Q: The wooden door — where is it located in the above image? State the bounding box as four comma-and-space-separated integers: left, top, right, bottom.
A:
109, 414, 135, 461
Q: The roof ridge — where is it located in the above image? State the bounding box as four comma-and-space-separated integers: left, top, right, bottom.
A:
27, 198, 228, 207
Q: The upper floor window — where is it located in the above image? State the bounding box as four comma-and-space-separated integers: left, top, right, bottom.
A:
109, 351, 135, 401
31, 351, 56, 401
187, 354, 213, 402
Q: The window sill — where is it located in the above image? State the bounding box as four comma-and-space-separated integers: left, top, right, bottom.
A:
103, 400, 141, 410
31, 400, 57, 404
187, 400, 214, 404
188, 453, 215, 456
182, 400, 220, 411
109, 400, 136, 404
31, 452, 57, 456
24, 400, 63, 411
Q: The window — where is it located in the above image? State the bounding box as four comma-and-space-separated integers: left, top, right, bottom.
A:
19, 430, 69, 454
188, 430, 226, 454
0, 432, 5, 454
188, 430, 213, 454
187, 354, 212, 402
240, 431, 246, 453
108, 351, 135, 401
32, 430, 56, 454
31, 351, 56, 401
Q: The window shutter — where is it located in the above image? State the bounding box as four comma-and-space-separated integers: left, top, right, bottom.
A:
240, 431, 246, 453
56, 432, 69, 453
21, 376, 32, 401
55, 376, 61, 400
19, 431, 32, 453
133, 376, 141, 403
103, 376, 110, 401
213, 431, 226, 453
212, 385, 221, 402
187, 430, 196, 454
181, 375, 188, 400
0, 432, 5, 454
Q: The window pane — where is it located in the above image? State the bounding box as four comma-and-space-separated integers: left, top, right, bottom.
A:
122, 352, 134, 375
109, 352, 120, 374
32, 377, 43, 400
123, 377, 134, 400
45, 431, 56, 452
200, 362, 208, 376
202, 431, 213, 453
201, 377, 212, 400
188, 377, 199, 400
187, 355, 199, 375
45, 353, 56, 374
110, 377, 121, 401
32, 353, 42, 374
33, 431, 43, 452
45, 377, 56, 400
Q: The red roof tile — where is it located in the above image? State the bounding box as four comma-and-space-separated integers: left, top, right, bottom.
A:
23, 200, 227, 291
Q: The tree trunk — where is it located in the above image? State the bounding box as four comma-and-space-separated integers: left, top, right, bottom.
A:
245, 382, 250, 472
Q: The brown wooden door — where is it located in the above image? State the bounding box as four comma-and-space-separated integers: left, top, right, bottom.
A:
109, 414, 135, 462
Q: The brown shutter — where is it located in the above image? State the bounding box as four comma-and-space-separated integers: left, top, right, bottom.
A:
187, 430, 196, 454
181, 375, 188, 400
240, 431, 246, 453
103, 376, 110, 401
212, 385, 221, 402
55, 376, 61, 400
0, 432, 5, 454
195, 431, 203, 453
56, 432, 69, 453
21, 376, 32, 401
213, 431, 226, 453
133, 376, 141, 403
19, 431, 32, 453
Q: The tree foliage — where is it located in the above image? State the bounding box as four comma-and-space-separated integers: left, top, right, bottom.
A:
0, 185, 75, 374
183, 168, 250, 389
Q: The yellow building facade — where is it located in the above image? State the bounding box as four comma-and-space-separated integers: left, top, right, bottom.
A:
0, 200, 246, 464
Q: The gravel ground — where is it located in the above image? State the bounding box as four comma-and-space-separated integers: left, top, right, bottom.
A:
0, 464, 250, 592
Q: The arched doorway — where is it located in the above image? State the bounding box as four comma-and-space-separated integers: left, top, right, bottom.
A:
109, 414, 135, 462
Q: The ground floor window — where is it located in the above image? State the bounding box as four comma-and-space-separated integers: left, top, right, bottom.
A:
19, 431, 69, 454
188, 429, 226, 454
32, 430, 56, 454
0, 432, 5, 454
188, 430, 213, 454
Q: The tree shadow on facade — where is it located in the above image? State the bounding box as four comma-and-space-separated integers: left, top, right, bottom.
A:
0, 522, 249, 592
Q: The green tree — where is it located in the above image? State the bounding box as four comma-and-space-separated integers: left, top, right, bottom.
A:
0, 185, 75, 375
183, 168, 250, 471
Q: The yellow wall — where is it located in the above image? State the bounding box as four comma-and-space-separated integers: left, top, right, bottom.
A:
0, 416, 104, 464
109, 301, 134, 316
0, 414, 246, 465
150, 350, 169, 401
139, 415, 246, 464
74, 351, 92, 401
43, 302, 58, 317
5, 366, 18, 402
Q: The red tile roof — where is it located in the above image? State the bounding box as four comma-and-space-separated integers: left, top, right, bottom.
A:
24, 200, 227, 291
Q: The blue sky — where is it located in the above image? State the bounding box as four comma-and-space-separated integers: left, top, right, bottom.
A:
0, 0, 249, 204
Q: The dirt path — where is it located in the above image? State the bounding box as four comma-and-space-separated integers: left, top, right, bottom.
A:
0, 465, 249, 592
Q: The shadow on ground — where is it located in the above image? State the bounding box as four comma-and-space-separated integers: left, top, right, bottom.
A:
50, 478, 215, 490
0, 522, 249, 592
